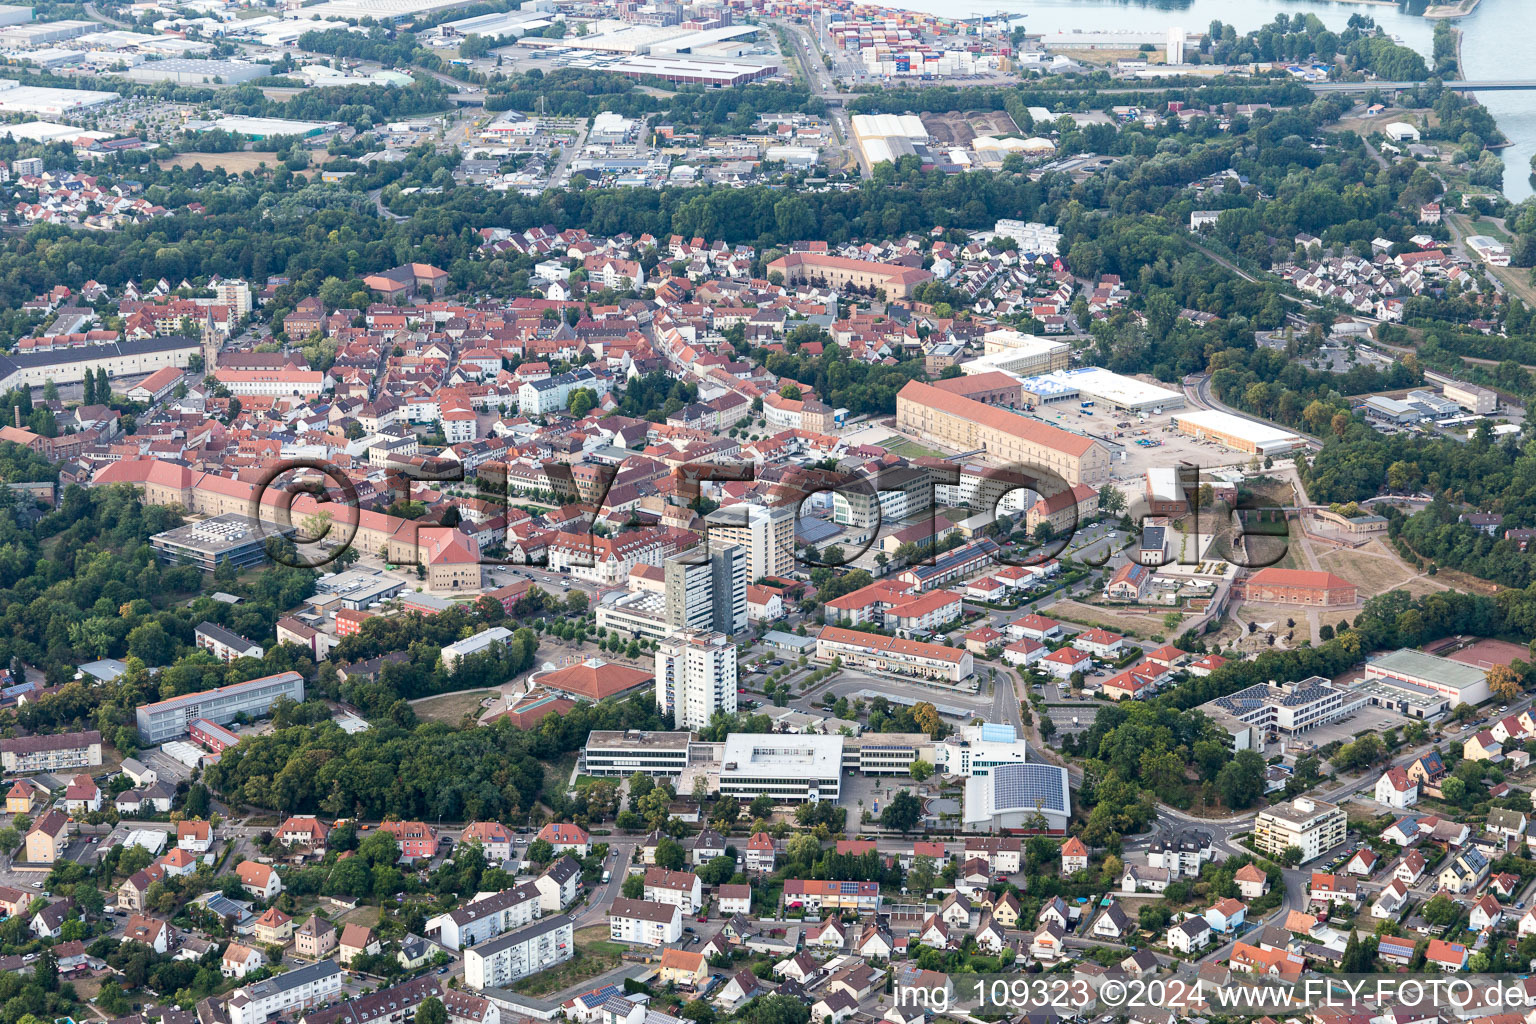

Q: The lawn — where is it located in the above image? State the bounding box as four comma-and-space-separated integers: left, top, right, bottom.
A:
414, 689, 495, 725
871, 435, 947, 459
510, 926, 625, 995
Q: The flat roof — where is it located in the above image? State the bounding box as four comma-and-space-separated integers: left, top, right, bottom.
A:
586, 730, 695, 751
1366, 648, 1488, 691
1021, 367, 1183, 408
721, 734, 843, 779
151, 513, 283, 555
1257, 795, 1340, 825
1173, 409, 1302, 446
1351, 676, 1449, 710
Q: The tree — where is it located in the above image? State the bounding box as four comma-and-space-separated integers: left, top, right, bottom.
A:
1280, 846, 1303, 867
1098, 484, 1127, 516
1421, 893, 1459, 926
880, 790, 921, 832
1441, 776, 1467, 805
417, 999, 448, 1024
655, 836, 686, 871
779, 383, 801, 400
527, 839, 554, 864
1216, 749, 1266, 809
1489, 664, 1521, 702
907, 759, 934, 782
908, 855, 936, 894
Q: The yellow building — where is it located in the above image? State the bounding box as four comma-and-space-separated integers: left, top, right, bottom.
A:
895, 381, 1110, 488
25, 810, 69, 863
658, 948, 708, 987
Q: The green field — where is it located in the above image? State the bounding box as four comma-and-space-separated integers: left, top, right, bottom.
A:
872, 435, 947, 459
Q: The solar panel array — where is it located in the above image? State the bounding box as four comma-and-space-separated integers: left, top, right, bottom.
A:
990, 762, 1069, 813
1212, 683, 1271, 714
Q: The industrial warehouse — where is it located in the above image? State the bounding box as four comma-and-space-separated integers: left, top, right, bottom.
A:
1018, 366, 1186, 414
1172, 409, 1306, 455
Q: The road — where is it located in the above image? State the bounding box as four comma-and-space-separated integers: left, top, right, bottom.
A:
83, 2, 132, 28
573, 840, 636, 927
1183, 371, 1326, 450
772, 19, 864, 178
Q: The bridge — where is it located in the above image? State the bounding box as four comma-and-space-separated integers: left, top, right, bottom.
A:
1306, 79, 1536, 92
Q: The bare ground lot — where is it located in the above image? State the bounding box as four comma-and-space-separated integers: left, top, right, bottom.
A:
159, 152, 322, 176
1443, 637, 1529, 670
1047, 598, 1164, 636
414, 689, 495, 725
1315, 540, 1446, 598
921, 109, 1020, 147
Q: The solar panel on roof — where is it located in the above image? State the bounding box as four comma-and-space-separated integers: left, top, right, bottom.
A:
990, 762, 1068, 813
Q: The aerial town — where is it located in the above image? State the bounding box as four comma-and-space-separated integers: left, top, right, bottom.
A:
0, 0, 1534, 1024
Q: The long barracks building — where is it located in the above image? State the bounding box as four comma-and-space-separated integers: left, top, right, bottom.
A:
92, 459, 480, 588
895, 380, 1110, 488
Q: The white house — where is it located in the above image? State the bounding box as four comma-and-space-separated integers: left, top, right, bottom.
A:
1375, 767, 1419, 809
1204, 898, 1246, 934
1372, 879, 1408, 919
1168, 916, 1211, 953
1470, 894, 1504, 932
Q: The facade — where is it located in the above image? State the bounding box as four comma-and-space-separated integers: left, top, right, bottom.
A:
704, 504, 795, 583
442, 627, 515, 672
227, 959, 345, 1024
1234, 568, 1357, 607
582, 730, 695, 778
136, 672, 305, 742
783, 879, 881, 913
0, 729, 102, 773
1201, 678, 1367, 754
462, 916, 573, 989
1362, 649, 1490, 707
195, 621, 265, 662
1253, 797, 1347, 864
0, 335, 199, 391
426, 884, 542, 951
656, 630, 737, 731
643, 868, 703, 913
766, 252, 933, 299
664, 545, 747, 636
607, 898, 682, 946
814, 625, 973, 682
719, 733, 843, 804
896, 381, 1109, 487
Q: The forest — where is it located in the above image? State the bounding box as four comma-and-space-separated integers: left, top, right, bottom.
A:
202, 691, 666, 820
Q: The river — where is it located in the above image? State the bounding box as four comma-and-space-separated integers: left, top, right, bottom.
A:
866, 0, 1534, 204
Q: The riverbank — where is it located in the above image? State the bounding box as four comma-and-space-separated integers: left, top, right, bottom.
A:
1425, 0, 1481, 20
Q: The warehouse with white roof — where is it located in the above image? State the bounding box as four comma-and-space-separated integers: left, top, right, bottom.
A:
1019, 367, 1185, 413
851, 113, 928, 166
1173, 409, 1305, 455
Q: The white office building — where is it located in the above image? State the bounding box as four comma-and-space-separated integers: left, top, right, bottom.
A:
934, 723, 1034, 777
463, 915, 573, 989
656, 630, 737, 731
582, 730, 696, 778
718, 733, 843, 804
